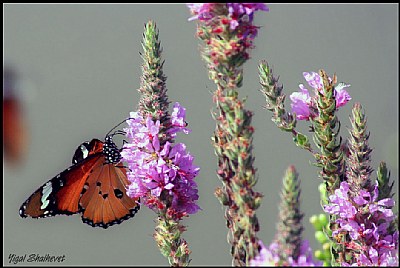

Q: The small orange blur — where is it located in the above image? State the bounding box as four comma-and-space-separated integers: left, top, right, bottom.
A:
3, 67, 29, 167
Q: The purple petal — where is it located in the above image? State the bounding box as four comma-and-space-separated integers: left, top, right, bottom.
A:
151, 187, 162, 197
303, 71, 323, 91
377, 198, 395, 207
334, 83, 351, 108
160, 141, 171, 157
290, 88, 311, 120
164, 183, 174, 190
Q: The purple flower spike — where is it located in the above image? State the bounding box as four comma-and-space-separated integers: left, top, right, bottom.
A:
123, 103, 200, 220
324, 181, 399, 266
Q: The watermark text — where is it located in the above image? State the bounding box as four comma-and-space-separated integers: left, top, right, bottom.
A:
8, 254, 66, 264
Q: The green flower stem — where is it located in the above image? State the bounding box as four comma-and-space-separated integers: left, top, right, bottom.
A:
274, 165, 304, 262
258, 61, 313, 153
189, 4, 269, 264
346, 102, 373, 195
154, 216, 191, 267
336, 102, 374, 265
194, 12, 262, 266
311, 70, 345, 197
309, 70, 346, 265
213, 81, 262, 266
138, 20, 191, 267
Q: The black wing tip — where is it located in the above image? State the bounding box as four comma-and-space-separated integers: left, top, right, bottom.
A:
19, 205, 80, 219
19, 204, 27, 218
19, 211, 28, 218
81, 205, 140, 229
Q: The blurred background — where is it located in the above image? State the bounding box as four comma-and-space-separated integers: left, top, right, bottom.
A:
3, 4, 398, 266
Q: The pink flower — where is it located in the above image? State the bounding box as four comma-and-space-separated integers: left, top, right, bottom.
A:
290, 85, 312, 120
249, 241, 280, 266
303, 71, 323, 91
187, 3, 215, 21
226, 3, 269, 30
290, 71, 351, 120
187, 3, 269, 26
122, 103, 200, 220
324, 181, 398, 266
334, 82, 352, 107
168, 102, 191, 136
250, 240, 321, 266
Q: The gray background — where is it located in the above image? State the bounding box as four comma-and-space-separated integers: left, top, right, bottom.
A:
4, 4, 398, 266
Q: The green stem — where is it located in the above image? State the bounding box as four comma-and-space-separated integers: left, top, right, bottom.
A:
153, 215, 191, 267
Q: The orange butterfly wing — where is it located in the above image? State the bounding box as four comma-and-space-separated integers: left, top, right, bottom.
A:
79, 161, 139, 228
20, 139, 140, 228
19, 154, 102, 218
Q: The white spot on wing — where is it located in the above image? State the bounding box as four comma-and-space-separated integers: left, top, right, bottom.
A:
40, 182, 52, 210
81, 145, 89, 159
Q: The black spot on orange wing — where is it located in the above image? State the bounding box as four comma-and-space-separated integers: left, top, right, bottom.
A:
55, 156, 105, 214
114, 189, 124, 199
80, 162, 139, 228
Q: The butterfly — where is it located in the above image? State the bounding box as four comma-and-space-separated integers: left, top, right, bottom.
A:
19, 123, 140, 229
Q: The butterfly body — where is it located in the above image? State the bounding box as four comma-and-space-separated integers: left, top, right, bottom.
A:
19, 137, 139, 229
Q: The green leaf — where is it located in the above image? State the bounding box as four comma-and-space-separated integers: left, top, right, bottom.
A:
293, 132, 311, 150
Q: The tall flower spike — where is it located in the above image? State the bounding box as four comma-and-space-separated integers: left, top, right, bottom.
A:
274, 165, 304, 262
250, 166, 321, 266
259, 65, 351, 265
310, 70, 346, 189
123, 21, 200, 266
138, 21, 170, 144
309, 70, 347, 265
188, 3, 268, 266
323, 102, 399, 265
346, 102, 373, 196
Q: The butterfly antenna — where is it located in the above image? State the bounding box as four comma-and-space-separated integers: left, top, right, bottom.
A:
105, 117, 136, 139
